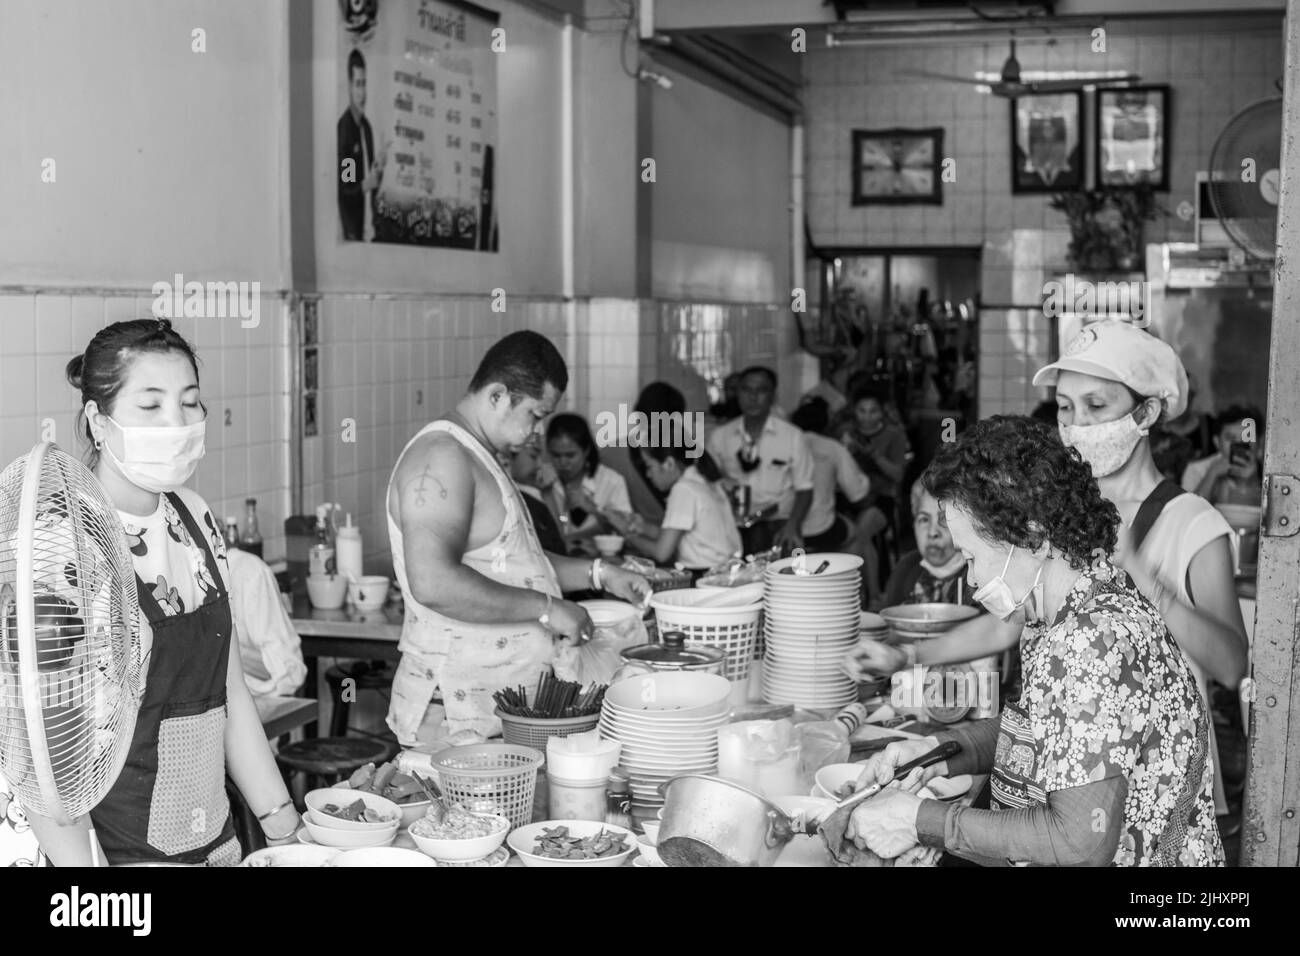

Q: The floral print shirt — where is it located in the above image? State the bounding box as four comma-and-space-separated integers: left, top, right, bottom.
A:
119, 488, 230, 617
991, 560, 1223, 866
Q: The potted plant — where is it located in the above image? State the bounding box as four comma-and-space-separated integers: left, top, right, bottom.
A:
1049, 186, 1163, 273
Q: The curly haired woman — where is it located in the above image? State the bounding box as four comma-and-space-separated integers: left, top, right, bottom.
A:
842, 416, 1222, 866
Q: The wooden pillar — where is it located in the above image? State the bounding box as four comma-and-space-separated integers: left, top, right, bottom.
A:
1242, 0, 1300, 868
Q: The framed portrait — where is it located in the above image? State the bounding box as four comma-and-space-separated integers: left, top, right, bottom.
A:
1010, 92, 1084, 194
1095, 85, 1170, 190
851, 128, 944, 205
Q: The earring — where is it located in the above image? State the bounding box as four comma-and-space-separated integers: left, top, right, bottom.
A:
94, 438, 103, 451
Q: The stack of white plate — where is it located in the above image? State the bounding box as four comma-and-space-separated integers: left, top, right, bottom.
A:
762, 553, 863, 710
597, 672, 732, 815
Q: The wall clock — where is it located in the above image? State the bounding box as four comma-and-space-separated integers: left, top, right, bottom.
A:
851, 127, 944, 205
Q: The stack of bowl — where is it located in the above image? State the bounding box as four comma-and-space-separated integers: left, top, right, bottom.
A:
597, 672, 732, 819
301, 789, 402, 850
762, 553, 863, 710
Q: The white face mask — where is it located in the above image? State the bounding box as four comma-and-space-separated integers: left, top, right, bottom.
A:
972, 546, 1045, 622
920, 551, 967, 580
101, 417, 207, 494
1060, 411, 1147, 478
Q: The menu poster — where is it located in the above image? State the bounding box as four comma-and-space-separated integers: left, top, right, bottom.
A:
338, 0, 499, 250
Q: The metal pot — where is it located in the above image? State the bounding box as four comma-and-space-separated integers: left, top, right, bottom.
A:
656, 774, 795, 868
612, 632, 726, 684
879, 603, 979, 641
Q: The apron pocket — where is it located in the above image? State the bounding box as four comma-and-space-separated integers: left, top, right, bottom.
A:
147, 707, 230, 856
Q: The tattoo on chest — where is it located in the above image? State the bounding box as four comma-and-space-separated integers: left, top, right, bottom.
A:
411, 465, 448, 506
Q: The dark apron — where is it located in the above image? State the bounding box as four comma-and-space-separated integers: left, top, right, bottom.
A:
91, 492, 236, 866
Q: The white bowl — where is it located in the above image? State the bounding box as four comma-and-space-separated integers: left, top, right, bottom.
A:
637, 834, 662, 865
334, 781, 429, 829
303, 818, 399, 849
305, 788, 403, 831
307, 575, 348, 610
409, 814, 511, 862
508, 820, 639, 867
331, 848, 438, 868
605, 672, 732, 716
241, 845, 340, 868
640, 821, 661, 844
594, 534, 625, 557
814, 764, 870, 801
348, 575, 390, 611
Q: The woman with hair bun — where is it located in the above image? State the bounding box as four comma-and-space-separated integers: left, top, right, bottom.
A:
20, 319, 298, 867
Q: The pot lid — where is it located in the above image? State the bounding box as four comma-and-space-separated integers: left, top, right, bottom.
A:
622, 632, 726, 667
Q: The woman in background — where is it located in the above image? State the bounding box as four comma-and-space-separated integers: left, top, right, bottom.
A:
542, 413, 632, 555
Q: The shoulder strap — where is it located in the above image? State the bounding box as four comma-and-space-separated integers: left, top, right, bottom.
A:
1130, 479, 1187, 555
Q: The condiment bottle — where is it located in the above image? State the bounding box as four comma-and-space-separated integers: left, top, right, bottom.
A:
241, 499, 264, 558
604, 770, 633, 830
224, 517, 241, 553
335, 513, 363, 582
309, 503, 336, 576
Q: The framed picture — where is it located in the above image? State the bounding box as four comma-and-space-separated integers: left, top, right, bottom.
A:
1095, 85, 1170, 190
1011, 92, 1084, 194
851, 128, 944, 205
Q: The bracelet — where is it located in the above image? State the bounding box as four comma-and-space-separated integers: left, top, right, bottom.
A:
262, 811, 302, 843
257, 799, 296, 823
539, 592, 554, 629
590, 558, 605, 591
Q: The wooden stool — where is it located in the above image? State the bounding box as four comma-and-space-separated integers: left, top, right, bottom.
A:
275, 737, 400, 806
325, 662, 397, 738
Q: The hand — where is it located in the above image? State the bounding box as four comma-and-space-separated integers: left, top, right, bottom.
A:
1207, 454, 1233, 480
854, 736, 947, 792
774, 523, 804, 553
605, 511, 631, 535
548, 598, 594, 645
843, 640, 907, 681
601, 565, 653, 608
846, 786, 923, 860
894, 844, 943, 868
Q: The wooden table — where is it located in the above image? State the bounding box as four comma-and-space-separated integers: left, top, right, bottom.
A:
256, 695, 320, 740
291, 597, 403, 736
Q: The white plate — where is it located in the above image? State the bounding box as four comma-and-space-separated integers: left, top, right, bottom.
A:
766, 552, 864, 576
297, 827, 398, 850
606, 672, 732, 714
241, 846, 340, 868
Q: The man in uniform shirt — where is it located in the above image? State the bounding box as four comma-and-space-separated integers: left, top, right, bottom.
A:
707, 366, 815, 556
337, 49, 382, 241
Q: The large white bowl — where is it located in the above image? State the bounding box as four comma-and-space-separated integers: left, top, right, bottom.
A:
332, 848, 437, 868
594, 534, 625, 557
348, 575, 390, 611
303, 818, 399, 849
241, 845, 340, 868
409, 814, 511, 862
306, 575, 348, 610
508, 820, 639, 868
334, 781, 430, 829
305, 788, 403, 831
605, 672, 732, 716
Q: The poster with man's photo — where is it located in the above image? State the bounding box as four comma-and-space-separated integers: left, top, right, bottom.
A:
338, 0, 499, 250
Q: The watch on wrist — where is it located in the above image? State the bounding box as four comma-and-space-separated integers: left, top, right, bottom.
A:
538, 592, 554, 629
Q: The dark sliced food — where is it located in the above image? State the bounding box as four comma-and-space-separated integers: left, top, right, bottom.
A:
532, 826, 630, 860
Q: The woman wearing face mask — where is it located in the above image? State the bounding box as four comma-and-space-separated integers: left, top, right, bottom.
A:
844, 416, 1222, 866
847, 323, 1247, 817
22, 319, 297, 866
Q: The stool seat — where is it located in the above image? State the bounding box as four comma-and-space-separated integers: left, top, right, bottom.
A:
276, 737, 398, 778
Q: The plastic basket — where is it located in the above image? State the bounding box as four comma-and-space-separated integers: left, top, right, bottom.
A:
431, 744, 545, 829
649, 590, 763, 683
496, 711, 601, 753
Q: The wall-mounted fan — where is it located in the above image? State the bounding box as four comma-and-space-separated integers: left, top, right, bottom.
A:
1206, 96, 1282, 263
902, 39, 1139, 98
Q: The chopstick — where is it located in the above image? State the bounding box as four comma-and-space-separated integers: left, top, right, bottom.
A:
494, 674, 609, 719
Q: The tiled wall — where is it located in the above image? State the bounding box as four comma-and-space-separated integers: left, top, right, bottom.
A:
803, 27, 1284, 416
0, 292, 294, 559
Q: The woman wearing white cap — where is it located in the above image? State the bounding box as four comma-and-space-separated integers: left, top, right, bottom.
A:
848, 322, 1247, 817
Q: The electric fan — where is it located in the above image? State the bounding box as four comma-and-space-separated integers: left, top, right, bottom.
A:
1207, 96, 1283, 263
0, 443, 145, 830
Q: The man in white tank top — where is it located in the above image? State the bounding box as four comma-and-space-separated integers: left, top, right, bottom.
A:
385, 332, 652, 747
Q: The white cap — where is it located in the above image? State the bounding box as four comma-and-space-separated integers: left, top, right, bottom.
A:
1033, 321, 1189, 420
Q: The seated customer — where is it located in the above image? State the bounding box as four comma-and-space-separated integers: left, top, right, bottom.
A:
790, 396, 871, 554
228, 547, 307, 698
607, 448, 741, 573
1187, 405, 1265, 508
882, 479, 980, 610
543, 413, 633, 555
504, 441, 569, 556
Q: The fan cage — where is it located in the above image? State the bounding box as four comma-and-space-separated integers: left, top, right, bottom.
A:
1207, 96, 1283, 262
0, 444, 144, 822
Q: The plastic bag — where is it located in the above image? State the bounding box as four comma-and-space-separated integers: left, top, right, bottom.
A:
553, 611, 648, 685
794, 721, 851, 791
718, 720, 802, 796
